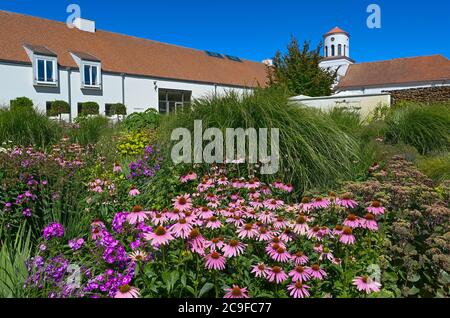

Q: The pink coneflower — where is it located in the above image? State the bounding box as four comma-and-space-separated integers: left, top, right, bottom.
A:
273, 217, 289, 229
344, 214, 360, 228
205, 251, 226, 270
313, 243, 323, 253
167, 208, 183, 221
251, 263, 269, 278
333, 225, 344, 236
336, 193, 358, 209
226, 214, 245, 227
113, 163, 122, 173
280, 228, 294, 242
114, 285, 140, 298
180, 171, 198, 183
206, 216, 222, 229
198, 206, 214, 219
170, 218, 193, 239
231, 178, 245, 189
237, 224, 259, 239
206, 237, 224, 251
257, 226, 274, 241
91, 220, 105, 240
258, 211, 275, 224
367, 201, 385, 216
264, 199, 284, 211
300, 197, 314, 212
269, 246, 291, 263
245, 179, 261, 189
144, 226, 175, 246
292, 251, 309, 266
307, 226, 322, 240
217, 176, 229, 186
287, 282, 310, 298
312, 197, 330, 209
319, 247, 334, 262
292, 215, 309, 235
126, 205, 149, 225
152, 212, 168, 226
353, 276, 382, 294
283, 184, 294, 193
223, 239, 246, 258
307, 264, 327, 280
267, 266, 288, 284
129, 187, 140, 197
173, 194, 192, 212
289, 266, 311, 282
361, 213, 378, 231
340, 227, 356, 245
249, 199, 264, 209
224, 285, 249, 299
188, 229, 207, 256
332, 257, 342, 265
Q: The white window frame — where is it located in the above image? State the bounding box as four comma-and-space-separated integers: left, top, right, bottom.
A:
33, 55, 58, 86
81, 61, 102, 89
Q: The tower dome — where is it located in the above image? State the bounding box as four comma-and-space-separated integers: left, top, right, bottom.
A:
323, 26, 350, 59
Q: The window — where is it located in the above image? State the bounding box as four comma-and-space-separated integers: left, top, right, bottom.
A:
344, 45, 347, 56
331, 45, 335, 56
338, 44, 342, 56
82, 62, 101, 88
158, 89, 192, 114
325, 46, 328, 57
34, 57, 57, 85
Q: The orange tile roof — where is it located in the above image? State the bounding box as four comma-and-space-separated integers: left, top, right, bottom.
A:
324, 27, 348, 36
337, 55, 450, 89
0, 10, 268, 88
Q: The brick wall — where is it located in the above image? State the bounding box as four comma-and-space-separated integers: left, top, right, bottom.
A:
386, 86, 450, 105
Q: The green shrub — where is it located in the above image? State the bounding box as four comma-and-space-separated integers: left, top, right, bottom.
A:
122, 108, 161, 131
0, 107, 61, 148
10, 97, 33, 112
109, 103, 127, 116
417, 153, 450, 184
70, 115, 111, 145
48, 100, 70, 119
158, 88, 363, 192
79, 102, 100, 116
384, 103, 450, 155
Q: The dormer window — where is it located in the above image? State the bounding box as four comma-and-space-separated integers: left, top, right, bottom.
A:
70, 51, 102, 90
82, 62, 101, 88
23, 44, 59, 87
36, 56, 57, 84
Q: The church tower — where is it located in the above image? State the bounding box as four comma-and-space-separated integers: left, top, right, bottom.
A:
319, 27, 354, 81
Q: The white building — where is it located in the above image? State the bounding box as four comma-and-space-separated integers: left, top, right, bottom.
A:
294, 26, 450, 115
0, 10, 268, 121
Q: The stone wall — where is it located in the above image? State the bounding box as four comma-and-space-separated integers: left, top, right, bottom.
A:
386, 86, 450, 105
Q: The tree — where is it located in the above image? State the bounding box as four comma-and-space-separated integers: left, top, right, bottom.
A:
48, 100, 70, 122
267, 36, 337, 97
79, 102, 100, 116
109, 103, 127, 121
10, 97, 33, 111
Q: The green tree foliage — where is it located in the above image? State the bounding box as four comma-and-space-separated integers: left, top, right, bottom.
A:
10, 97, 33, 111
48, 100, 70, 120
79, 102, 100, 116
267, 37, 337, 97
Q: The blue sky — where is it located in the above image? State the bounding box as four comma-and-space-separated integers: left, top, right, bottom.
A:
1, 0, 449, 63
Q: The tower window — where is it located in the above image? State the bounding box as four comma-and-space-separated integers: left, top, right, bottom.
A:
338, 44, 342, 56
325, 46, 328, 57
344, 45, 347, 56
331, 45, 335, 56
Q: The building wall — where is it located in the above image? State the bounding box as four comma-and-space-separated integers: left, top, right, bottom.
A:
336, 81, 450, 95
290, 93, 391, 118
0, 61, 252, 120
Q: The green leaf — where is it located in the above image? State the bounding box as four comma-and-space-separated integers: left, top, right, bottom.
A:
198, 282, 214, 298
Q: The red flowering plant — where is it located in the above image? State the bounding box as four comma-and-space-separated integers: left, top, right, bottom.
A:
28, 163, 390, 298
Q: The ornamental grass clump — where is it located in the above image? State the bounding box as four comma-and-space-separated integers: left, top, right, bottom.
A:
158, 88, 363, 192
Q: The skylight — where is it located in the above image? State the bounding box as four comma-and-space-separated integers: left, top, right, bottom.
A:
226, 55, 242, 62
205, 51, 224, 59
